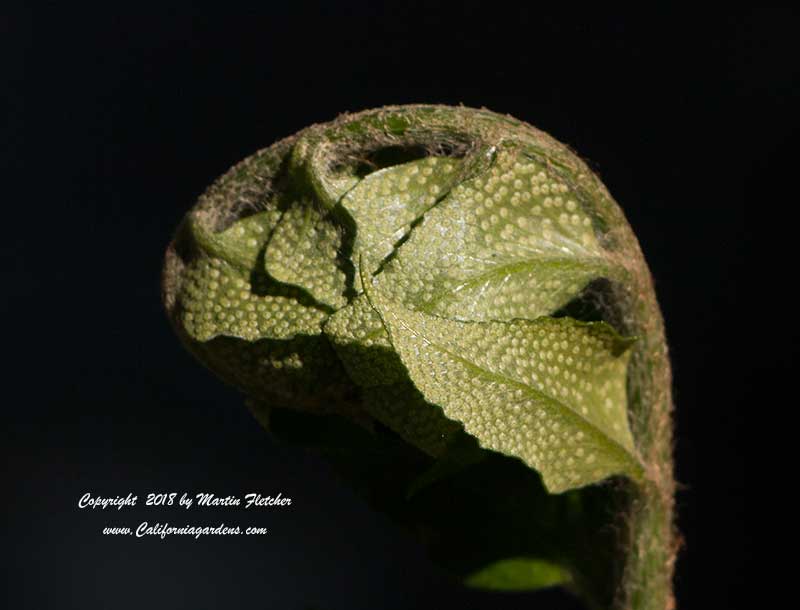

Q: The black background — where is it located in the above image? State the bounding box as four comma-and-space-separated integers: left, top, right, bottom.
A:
6, 5, 796, 609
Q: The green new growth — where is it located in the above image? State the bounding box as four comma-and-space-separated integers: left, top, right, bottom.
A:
162, 105, 677, 610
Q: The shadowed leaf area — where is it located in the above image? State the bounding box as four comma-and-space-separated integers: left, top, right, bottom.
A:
265, 408, 622, 608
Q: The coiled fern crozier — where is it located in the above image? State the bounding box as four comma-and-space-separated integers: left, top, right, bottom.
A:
163, 105, 676, 610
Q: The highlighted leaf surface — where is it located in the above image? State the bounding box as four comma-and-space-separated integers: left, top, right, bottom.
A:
264, 200, 348, 309
339, 156, 461, 279
380, 148, 616, 321
180, 210, 329, 342
366, 279, 642, 493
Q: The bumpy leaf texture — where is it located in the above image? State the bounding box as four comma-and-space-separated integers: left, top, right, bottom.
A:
365, 276, 641, 493
163, 106, 647, 599
168, 108, 643, 493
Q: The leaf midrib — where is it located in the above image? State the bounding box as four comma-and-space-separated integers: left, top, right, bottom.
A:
395, 317, 640, 470
415, 255, 611, 315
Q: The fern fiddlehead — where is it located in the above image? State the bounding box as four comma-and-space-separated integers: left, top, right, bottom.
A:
162, 104, 676, 610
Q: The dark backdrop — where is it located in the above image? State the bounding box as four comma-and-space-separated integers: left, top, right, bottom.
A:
6, 5, 795, 609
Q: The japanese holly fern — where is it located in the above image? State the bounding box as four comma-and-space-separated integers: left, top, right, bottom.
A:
162, 105, 676, 610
